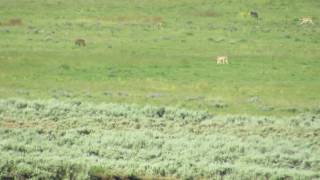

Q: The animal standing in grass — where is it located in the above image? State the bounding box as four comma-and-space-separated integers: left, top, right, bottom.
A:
216, 56, 229, 64
300, 17, 314, 25
157, 22, 163, 29
75, 38, 86, 47
250, 11, 259, 18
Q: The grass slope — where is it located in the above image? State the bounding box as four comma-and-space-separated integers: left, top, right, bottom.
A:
0, 0, 319, 115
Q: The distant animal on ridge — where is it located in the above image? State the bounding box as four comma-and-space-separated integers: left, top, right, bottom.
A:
300, 17, 314, 25
250, 11, 259, 18
216, 56, 229, 64
75, 38, 86, 47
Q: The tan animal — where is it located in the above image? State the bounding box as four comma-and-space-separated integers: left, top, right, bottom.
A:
155, 22, 164, 30
75, 38, 86, 47
300, 17, 314, 25
216, 56, 229, 64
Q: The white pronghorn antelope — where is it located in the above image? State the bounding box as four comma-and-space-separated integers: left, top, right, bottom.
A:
300, 17, 314, 25
216, 56, 229, 64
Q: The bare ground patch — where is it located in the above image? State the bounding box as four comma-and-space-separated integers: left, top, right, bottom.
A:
0, 18, 23, 26
0, 118, 56, 130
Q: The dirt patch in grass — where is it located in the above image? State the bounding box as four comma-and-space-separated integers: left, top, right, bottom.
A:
197, 11, 217, 17
90, 173, 177, 180
116, 15, 162, 22
0, 18, 23, 26
108, 15, 164, 25
0, 119, 56, 130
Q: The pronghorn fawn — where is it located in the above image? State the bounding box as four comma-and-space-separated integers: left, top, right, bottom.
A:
216, 56, 229, 64
299, 17, 314, 25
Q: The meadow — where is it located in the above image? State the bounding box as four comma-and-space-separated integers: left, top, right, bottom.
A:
0, 0, 320, 179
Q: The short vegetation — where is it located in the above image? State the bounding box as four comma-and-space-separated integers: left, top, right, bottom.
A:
0, 0, 319, 116
0, 99, 319, 179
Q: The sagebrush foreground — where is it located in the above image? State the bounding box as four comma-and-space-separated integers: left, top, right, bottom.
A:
0, 99, 319, 179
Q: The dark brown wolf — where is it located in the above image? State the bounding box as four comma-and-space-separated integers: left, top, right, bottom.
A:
75, 39, 86, 47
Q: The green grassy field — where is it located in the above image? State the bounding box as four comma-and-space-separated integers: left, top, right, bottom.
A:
0, 0, 320, 179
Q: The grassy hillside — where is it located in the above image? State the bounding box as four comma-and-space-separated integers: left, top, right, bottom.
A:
0, 0, 319, 115
0, 0, 320, 179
